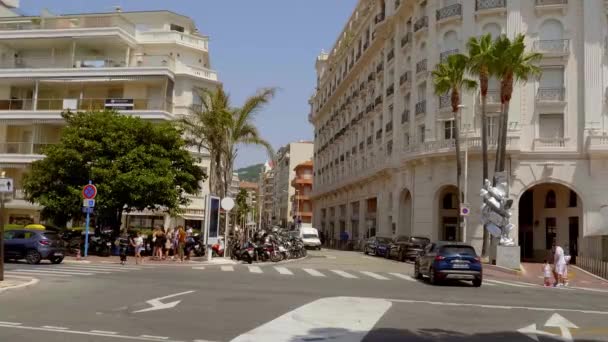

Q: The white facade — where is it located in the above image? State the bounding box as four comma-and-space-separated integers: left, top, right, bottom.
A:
0, 6, 218, 229
272, 141, 313, 227
310, 0, 608, 261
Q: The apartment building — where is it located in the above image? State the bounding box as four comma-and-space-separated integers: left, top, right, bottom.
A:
0, 4, 219, 230
310, 0, 608, 261
258, 161, 274, 229
291, 160, 313, 225
239, 181, 259, 228
272, 141, 313, 227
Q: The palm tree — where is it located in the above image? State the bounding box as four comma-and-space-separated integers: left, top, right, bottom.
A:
432, 54, 478, 240
493, 34, 542, 174
466, 33, 496, 256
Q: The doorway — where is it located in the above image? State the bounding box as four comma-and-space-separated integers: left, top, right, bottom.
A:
568, 216, 579, 264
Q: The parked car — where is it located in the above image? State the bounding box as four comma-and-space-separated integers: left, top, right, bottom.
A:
363, 236, 392, 256
414, 241, 482, 287
3, 229, 66, 264
388, 236, 431, 262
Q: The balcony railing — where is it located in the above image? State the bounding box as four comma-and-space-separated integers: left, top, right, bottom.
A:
0, 14, 136, 36
533, 39, 569, 54
416, 59, 427, 74
137, 31, 208, 50
415, 100, 426, 116
414, 16, 428, 32
32, 98, 173, 111
536, 0, 567, 5
476, 0, 506, 11
536, 87, 565, 102
0, 54, 174, 69
0, 142, 54, 154
534, 137, 567, 148
401, 109, 410, 123
440, 49, 459, 62
439, 93, 451, 109
0, 99, 34, 110
401, 32, 412, 48
436, 3, 462, 21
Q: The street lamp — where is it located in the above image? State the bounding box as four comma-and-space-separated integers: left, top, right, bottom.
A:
458, 104, 469, 243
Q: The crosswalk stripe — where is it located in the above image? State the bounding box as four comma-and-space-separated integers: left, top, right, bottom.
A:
48, 267, 111, 274
57, 266, 134, 272
5, 271, 72, 278
274, 267, 293, 275
11, 269, 94, 276
303, 268, 325, 277
360, 271, 389, 280
69, 265, 142, 271
388, 273, 416, 281
192, 266, 205, 270
331, 270, 358, 279
19, 268, 102, 275
220, 266, 234, 272
485, 279, 533, 288
248, 266, 263, 274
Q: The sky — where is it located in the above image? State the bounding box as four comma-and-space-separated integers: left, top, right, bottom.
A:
19, 0, 358, 168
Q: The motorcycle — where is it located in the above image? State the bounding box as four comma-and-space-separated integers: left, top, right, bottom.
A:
186, 234, 205, 257
232, 241, 255, 264
88, 230, 113, 257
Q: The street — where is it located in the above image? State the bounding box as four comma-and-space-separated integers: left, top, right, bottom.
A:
1, 249, 607, 342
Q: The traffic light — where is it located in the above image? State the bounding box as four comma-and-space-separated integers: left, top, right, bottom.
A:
480, 179, 515, 246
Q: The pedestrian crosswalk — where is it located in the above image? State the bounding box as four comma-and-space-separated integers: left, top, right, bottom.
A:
5, 263, 150, 279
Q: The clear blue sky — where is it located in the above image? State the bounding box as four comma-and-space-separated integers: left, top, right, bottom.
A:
20, 0, 358, 168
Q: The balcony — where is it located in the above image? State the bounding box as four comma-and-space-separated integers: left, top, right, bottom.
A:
137, 30, 208, 51
401, 109, 410, 124
533, 39, 569, 56
436, 3, 462, 23
401, 32, 412, 49
416, 59, 428, 75
415, 100, 426, 116
413, 16, 428, 33
374, 13, 386, 25
587, 135, 608, 155
438, 93, 451, 111
534, 137, 568, 149
0, 142, 53, 155
376, 129, 383, 140
535, 0, 568, 13
484, 89, 501, 105
386, 85, 395, 97
440, 49, 460, 62
0, 14, 136, 37
536, 87, 565, 103
400, 71, 411, 89
475, 0, 506, 15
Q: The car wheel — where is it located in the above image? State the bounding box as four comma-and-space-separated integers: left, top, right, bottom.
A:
26, 250, 42, 265
50, 256, 64, 264
414, 263, 422, 279
473, 278, 482, 287
429, 267, 439, 285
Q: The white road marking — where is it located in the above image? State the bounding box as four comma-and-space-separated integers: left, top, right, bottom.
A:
133, 290, 196, 314
360, 271, 389, 280
331, 270, 358, 279
274, 267, 293, 275
570, 286, 608, 293
388, 273, 415, 281
0, 323, 186, 341
11, 269, 94, 276
139, 335, 169, 340
57, 265, 133, 272
231, 296, 392, 342
484, 279, 534, 288
0, 322, 21, 326
90, 330, 118, 335
248, 266, 263, 274
50, 267, 111, 274
41, 326, 69, 330
221, 266, 234, 272
5, 271, 72, 278
302, 268, 325, 277
192, 266, 205, 270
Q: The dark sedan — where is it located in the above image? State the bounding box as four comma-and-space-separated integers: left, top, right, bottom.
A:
414, 241, 482, 287
363, 236, 392, 257
388, 236, 430, 262
3, 229, 66, 264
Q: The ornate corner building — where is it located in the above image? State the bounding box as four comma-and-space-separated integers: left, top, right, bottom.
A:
309, 0, 608, 262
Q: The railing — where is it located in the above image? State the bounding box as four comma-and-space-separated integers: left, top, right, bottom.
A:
33, 98, 173, 111
0, 142, 54, 154
416, 59, 427, 74
475, 0, 506, 11
535, 0, 567, 5
536, 87, 565, 101
415, 100, 426, 116
440, 49, 459, 62
588, 135, 608, 150
0, 99, 34, 110
414, 16, 428, 32
577, 256, 608, 280
401, 32, 412, 47
439, 93, 451, 109
177, 63, 219, 81
401, 109, 410, 123
533, 39, 569, 54
137, 30, 208, 50
436, 3, 462, 21
0, 54, 175, 69
0, 15, 136, 36
133, 54, 176, 69
534, 137, 567, 148
400, 71, 411, 86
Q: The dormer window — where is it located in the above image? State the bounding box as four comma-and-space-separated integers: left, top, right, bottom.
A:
170, 24, 185, 32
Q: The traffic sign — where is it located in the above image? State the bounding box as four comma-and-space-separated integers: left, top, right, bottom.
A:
221, 197, 235, 211
82, 184, 97, 199
82, 207, 94, 214
83, 199, 95, 208
460, 205, 470, 216
0, 178, 13, 193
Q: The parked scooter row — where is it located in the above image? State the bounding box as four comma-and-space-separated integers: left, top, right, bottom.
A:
230, 228, 307, 264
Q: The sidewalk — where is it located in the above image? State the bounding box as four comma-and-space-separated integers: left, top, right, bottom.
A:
484, 262, 608, 290
0, 275, 39, 293
63, 255, 238, 266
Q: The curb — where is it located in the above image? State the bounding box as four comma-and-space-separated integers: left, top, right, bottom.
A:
571, 265, 608, 284
484, 263, 522, 275
0, 276, 39, 293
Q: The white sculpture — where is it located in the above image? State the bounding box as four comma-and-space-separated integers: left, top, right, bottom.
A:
480, 178, 515, 246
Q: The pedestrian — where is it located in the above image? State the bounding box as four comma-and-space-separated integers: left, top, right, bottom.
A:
116, 230, 130, 265
177, 226, 187, 262
166, 227, 175, 260
542, 260, 552, 287
553, 243, 567, 287
132, 231, 144, 265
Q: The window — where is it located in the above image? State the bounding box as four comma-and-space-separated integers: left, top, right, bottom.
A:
568, 190, 577, 208
539, 19, 564, 41
486, 115, 498, 141
444, 120, 455, 140
419, 125, 425, 143
545, 190, 557, 208
443, 193, 457, 209
170, 24, 185, 33
539, 114, 564, 139
404, 133, 410, 146
418, 82, 426, 101
482, 23, 501, 38
443, 30, 458, 51
540, 67, 564, 91
545, 217, 557, 249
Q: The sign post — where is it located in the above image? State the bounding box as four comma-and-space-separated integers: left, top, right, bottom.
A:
0, 174, 14, 281
221, 197, 235, 258
82, 181, 97, 257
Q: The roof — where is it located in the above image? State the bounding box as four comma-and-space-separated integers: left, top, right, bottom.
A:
239, 181, 258, 190
294, 160, 313, 170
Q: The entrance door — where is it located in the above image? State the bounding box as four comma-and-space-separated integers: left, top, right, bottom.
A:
442, 217, 458, 241
568, 217, 579, 264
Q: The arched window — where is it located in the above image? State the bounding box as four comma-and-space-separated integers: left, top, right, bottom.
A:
482, 23, 501, 38
539, 19, 563, 41
443, 30, 459, 51
443, 193, 457, 209
545, 190, 557, 208
568, 190, 577, 208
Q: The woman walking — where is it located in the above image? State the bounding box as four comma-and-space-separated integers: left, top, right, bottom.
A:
166, 227, 175, 260
132, 232, 144, 265
177, 226, 187, 262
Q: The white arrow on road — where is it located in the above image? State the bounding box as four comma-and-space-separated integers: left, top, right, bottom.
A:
133, 290, 195, 313
518, 313, 578, 342
517, 324, 559, 341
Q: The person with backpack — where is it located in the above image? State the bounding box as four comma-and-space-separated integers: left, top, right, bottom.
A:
115, 230, 130, 265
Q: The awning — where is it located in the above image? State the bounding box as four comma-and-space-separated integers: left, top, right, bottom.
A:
180, 215, 204, 221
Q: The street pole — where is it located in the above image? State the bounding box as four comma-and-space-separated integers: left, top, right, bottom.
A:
84, 180, 92, 257
224, 210, 229, 258
295, 189, 300, 229
0, 191, 5, 281
463, 123, 469, 243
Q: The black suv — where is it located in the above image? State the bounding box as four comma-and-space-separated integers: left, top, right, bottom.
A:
3, 230, 66, 264
388, 236, 430, 262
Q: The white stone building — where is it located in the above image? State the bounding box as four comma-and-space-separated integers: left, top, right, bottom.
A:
0, 4, 219, 230
310, 0, 608, 262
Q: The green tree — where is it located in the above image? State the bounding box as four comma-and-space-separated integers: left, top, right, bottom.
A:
493, 34, 542, 173
23, 110, 206, 230
466, 33, 496, 256
432, 54, 478, 237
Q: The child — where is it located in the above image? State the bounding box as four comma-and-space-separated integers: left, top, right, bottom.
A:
543, 260, 552, 287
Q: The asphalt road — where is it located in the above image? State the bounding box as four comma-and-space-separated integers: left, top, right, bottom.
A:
0, 250, 607, 342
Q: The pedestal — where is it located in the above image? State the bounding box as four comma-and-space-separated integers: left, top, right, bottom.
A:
495, 245, 521, 270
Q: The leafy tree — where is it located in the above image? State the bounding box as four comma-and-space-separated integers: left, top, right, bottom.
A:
23, 110, 206, 230
432, 54, 478, 237
235, 188, 250, 226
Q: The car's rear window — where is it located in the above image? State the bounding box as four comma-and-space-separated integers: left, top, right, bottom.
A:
376, 237, 392, 243
440, 246, 477, 256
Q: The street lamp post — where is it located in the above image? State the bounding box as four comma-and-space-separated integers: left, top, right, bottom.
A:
458, 104, 469, 243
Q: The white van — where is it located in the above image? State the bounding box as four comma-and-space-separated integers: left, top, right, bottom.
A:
300, 227, 322, 250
